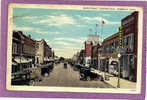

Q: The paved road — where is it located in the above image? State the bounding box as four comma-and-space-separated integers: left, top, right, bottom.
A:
34, 63, 113, 88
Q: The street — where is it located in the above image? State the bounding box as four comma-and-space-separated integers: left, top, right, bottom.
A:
34, 63, 113, 88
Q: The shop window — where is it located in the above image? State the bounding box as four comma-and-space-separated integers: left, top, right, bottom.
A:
129, 55, 134, 68
124, 55, 128, 70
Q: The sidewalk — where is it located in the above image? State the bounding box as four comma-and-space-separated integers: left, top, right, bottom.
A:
92, 70, 136, 88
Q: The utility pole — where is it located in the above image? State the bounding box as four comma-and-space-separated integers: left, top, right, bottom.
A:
117, 26, 123, 88
117, 53, 121, 88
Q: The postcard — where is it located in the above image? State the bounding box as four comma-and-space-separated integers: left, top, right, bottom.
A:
1, 1, 146, 99
6, 3, 143, 94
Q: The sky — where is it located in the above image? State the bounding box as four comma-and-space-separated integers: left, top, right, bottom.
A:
13, 8, 133, 58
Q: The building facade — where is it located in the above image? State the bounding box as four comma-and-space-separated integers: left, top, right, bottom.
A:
12, 31, 36, 73
35, 39, 52, 64
121, 11, 138, 82
91, 44, 99, 69
87, 34, 99, 46
21, 33, 36, 64
84, 41, 93, 67
101, 32, 119, 72
78, 49, 85, 64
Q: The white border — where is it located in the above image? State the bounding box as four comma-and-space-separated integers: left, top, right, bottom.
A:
6, 3, 143, 94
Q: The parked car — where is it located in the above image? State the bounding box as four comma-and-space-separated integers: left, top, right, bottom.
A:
74, 63, 84, 71
64, 63, 67, 69
109, 60, 118, 76
29, 68, 42, 85
11, 70, 30, 85
79, 67, 103, 81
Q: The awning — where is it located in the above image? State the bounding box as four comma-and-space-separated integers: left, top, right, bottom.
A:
12, 61, 18, 66
14, 57, 32, 63
12, 58, 18, 65
44, 57, 50, 61
44, 57, 54, 61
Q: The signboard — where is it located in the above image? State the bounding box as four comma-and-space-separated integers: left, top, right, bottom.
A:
119, 26, 123, 48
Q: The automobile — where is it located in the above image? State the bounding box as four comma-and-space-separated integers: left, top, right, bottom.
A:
74, 63, 84, 71
11, 70, 30, 85
41, 67, 50, 77
79, 67, 104, 81
29, 68, 41, 79
64, 63, 67, 69
48, 61, 54, 72
109, 61, 118, 76
55, 60, 60, 64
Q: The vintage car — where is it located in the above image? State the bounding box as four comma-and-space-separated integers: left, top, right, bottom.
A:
11, 70, 30, 85
64, 63, 67, 69
28, 68, 42, 85
79, 67, 104, 81
108, 60, 119, 76
73, 63, 84, 71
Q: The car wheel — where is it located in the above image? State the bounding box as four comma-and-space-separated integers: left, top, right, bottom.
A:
86, 76, 91, 81
29, 80, 35, 86
80, 73, 85, 80
44, 73, 49, 77
99, 76, 104, 81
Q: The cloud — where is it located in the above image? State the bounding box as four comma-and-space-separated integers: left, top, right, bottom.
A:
22, 16, 38, 20
76, 24, 86, 27
52, 37, 86, 58
77, 15, 120, 25
84, 16, 120, 25
13, 25, 34, 31
33, 14, 76, 26
54, 37, 86, 43
54, 41, 74, 46
13, 25, 63, 35
102, 14, 110, 17
53, 45, 82, 58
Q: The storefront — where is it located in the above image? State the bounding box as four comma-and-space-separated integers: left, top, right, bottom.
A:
121, 54, 135, 81
14, 57, 32, 71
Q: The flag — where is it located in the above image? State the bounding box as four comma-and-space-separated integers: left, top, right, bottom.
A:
96, 23, 99, 27
102, 20, 106, 25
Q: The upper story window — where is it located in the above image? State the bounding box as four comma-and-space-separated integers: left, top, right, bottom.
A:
12, 42, 18, 54
122, 34, 134, 52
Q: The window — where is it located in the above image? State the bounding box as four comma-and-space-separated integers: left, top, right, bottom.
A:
130, 35, 134, 52
12, 65, 20, 73
126, 36, 129, 46
12, 42, 17, 54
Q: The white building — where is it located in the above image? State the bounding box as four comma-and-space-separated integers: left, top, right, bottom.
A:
87, 34, 99, 46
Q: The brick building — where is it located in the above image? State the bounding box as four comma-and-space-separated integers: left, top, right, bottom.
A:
84, 34, 99, 68
101, 32, 119, 72
100, 11, 138, 82
91, 44, 100, 69
12, 31, 36, 73
121, 11, 138, 82
21, 33, 36, 63
84, 41, 93, 67
12, 31, 22, 57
